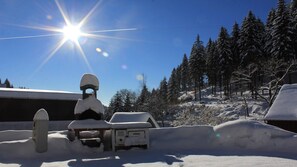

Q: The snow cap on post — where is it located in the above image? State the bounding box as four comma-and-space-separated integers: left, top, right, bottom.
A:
80, 73, 99, 90
33, 108, 49, 121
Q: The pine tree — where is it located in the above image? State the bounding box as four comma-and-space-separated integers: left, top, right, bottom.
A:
111, 92, 123, 113
167, 68, 179, 103
271, 0, 294, 61
265, 9, 276, 59
206, 39, 219, 95
239, 11, 264, 67
175, 65, 182, 93
4, 79, 11, 88
181, 54, 190, 93
290, 0, 297, 60
231, 22, 241, 70
189, 35, 205, 101
159, 77, 168, 103
217, 27, 232, 96
123, 93, 132, 112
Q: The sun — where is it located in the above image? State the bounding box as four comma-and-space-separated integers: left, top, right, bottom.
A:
62, 24, 82, 42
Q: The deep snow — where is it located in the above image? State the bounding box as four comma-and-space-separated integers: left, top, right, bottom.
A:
1, 120, 297, 166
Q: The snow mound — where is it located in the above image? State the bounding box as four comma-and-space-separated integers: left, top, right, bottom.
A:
214, 120, 297, 153
150, 125, 216, 150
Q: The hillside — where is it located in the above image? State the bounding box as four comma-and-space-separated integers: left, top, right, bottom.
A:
167, 87, 269, 127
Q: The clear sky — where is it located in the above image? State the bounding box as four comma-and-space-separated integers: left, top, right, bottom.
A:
0, 0, 286, 105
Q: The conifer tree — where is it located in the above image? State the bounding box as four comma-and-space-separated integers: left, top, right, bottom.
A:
4, 79, 11, 88
217, 27, 232, 96
271, 0, 294, 61
167, 68, 179, 103
265, 9, 276, 59
231, 22, 241, 70
175, 65, 182, 93
159, 77, 168, 103
181, 54, 190, 93
123, 93, 132, 112
189, 35, 205, 101
239, 11, 263, 67
206, 39, 219, 95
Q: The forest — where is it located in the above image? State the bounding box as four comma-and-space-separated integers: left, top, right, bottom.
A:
107, 0, 297, 123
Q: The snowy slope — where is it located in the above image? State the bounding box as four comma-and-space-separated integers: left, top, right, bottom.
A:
172, 87, 269, 126
1, 120, 297, 166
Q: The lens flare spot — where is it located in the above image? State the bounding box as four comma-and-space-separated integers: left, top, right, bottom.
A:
136, 74, 144, 81
121, 65, 128, 70
46, 15, 53, 20
102, 52, 109, 57
96, 48, 102, 53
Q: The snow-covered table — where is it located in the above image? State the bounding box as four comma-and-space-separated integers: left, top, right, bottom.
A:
67, 119, 111, 141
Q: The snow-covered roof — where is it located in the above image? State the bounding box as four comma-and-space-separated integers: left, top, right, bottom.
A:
109, 112, 160, 128
265, 84, 297, 121
80, 74, 99, 90
0, 88, 81, 100
74, 95, 105, 115
33, 108, 49, 120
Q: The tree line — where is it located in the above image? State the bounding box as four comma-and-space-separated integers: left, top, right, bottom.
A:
107, 0, 297, 121
0, 78, 13, 88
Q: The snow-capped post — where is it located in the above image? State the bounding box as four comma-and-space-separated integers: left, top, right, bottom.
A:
33, 108, 49, 153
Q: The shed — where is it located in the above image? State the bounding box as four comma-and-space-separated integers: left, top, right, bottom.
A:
0, 88, 81, 121
264, 84, 297, 133
109, 112, 160, 128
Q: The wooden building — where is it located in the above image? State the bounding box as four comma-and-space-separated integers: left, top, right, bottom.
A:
264, 84, 297, 133
0, 88, 81, 121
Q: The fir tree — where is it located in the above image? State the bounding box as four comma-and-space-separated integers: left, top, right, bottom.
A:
181, 54, 190, 93
271, 0, 294, 61
231, 22, 241, 70
189, 35, 205, 101
159, 77, 168, 103
4, 79, 11, 88
206, 39, 219, 95
217, 27, 232, 96
239, 11, 264, 67
265, 9, 276, 59
167, 68, 179, 103
123, 93, 132, 112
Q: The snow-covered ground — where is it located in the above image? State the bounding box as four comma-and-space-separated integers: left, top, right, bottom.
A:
172, 87, 269, 126
1, 120, 297, 166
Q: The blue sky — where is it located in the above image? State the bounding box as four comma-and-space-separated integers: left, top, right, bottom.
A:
0, 0, 284, 105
